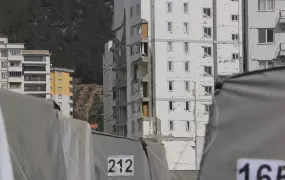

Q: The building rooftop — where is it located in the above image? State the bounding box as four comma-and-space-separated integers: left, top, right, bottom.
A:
51, 67, 74, 73
22, 50, 51, 55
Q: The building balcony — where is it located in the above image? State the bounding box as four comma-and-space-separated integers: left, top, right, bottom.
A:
8, 66, 22, 72
8, 77, 23, 82
8, 55, 23, 61
280, 10, 285, 23
24, 85, 47, 94
276, 43, 285, 59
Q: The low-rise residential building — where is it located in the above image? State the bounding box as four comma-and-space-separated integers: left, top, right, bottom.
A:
50, 67, 74, 117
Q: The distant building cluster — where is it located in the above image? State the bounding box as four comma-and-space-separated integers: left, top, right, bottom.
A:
0, 36, 74, 117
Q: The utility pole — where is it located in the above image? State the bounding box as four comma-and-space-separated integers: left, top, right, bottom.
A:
86, 104, 89, 122
193, 81, 198, 170
242, 0, 248, 72
213, 0, 218, 85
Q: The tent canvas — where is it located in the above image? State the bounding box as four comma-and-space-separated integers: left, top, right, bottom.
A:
199, 67, 285, 179
0, 89, 66, 180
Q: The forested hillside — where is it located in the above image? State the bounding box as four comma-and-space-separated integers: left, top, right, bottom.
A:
0, 0, 113, 84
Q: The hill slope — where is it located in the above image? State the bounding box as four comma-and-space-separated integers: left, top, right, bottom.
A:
0, 0, 113, 84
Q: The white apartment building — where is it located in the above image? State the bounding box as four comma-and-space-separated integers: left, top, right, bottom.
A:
0, 36, 25, 93
245, 0, 285, 70
103, 41, 116, 133
22, 50, 51, 99
104, 0, 242, 171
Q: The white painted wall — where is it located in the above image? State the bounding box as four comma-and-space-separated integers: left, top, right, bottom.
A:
247, 0, 285, 71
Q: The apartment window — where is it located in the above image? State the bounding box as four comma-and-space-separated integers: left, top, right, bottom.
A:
232, 53, 239, 60
132, 121, 135, 133
231, 15, 239, 21
204, 66, 212, 76
0, 50, 7, 57
132, 102, 135, 114
9, 72, 21, 77
258, 61, 274, 69
10, 49, 21, 56
185, 101, 190, 111
185, 81, 190, 91
204, 27, 212, 37
58, 87, 62, 92
169, 120, 174, 131
167, 41, 173, 52
183, 3, 188, 13
231, 0, 238, 1
168, 61, 173, 71
130, 26, 134, 36
184, 42, 189, 53
186, 121, 190, 131
258, 0, 274, 11
205, 104, 212, 113
58, 79, 62, 84
137, 119, 142, 132
203, 8, 211, 17
168, 81, 173, 91
130, 6, 133, 17
59, 102, 62, 107
204, 47, 212, 56
1, 61, 7, 68
169, 101, 174, 111
185, 61, 189, 72
58, 72, 62, 76
167, 22, 173, 32
136, 4, 140, 15
167, 2, 172, 13
1, 72, 7, 79
58, 94, 62, 99
232, 34, 239, 41
183, 22, 189, 33
258, 28, 274, 43
205, 86, 212, 95
130, 45, 134, 55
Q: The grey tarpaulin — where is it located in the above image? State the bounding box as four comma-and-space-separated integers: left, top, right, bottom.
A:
0, 89, 66, 180
198, 67, 285, 179
58, 116, 95, 180
140, 139, 172, 180
92, 132, 172, 180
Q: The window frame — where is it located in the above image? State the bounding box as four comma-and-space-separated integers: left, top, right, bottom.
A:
183, 3, 189, 13
258, 0, 275, 11
167, 22, 173, 32
167, 61, 173, 71
204, 27, 212, 38
258, 28, 274, 44
183, 22, 189, 34
130, 6, 134, 17
232, 34, 239, 41
184, 42, 189, 53
203, 8, 211, 18
167, 41, 173, 52
168, 81, 174, 91
205, 86, 212, 95
203, 47, 212, 57
185, 101, 190, 111
231, 14, 239, 21
232, 53, 239, 60
185, 61, 190, 72
169, 101, 174, 111
169, 120, 174, 131
167, 2, 173, 13
185, 81, 190, 92
186, 121, 190, 131
204, 66, 212, 76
